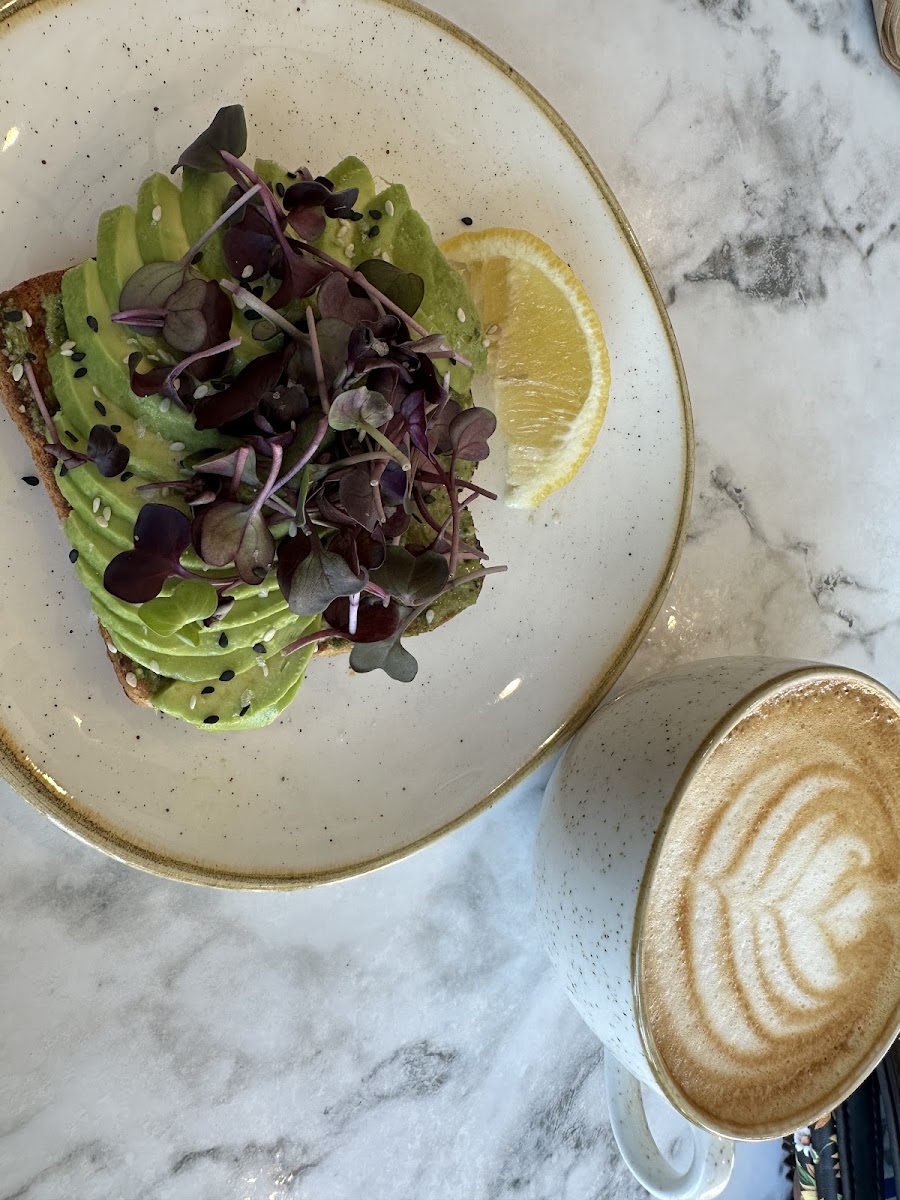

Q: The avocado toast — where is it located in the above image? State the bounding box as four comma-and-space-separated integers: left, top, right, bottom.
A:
0, 107, 503, 732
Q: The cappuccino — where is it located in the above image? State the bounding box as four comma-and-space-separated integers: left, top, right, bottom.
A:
638, 675, 900, 1137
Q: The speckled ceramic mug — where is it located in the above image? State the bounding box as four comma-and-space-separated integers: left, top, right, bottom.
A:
533, 656, 900, 1200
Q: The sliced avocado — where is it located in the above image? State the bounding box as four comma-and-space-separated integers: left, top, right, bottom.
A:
179, 166, 232, 282
254, 157, 293, 198
60, 260, 224, 453
96, 206, 143, 313
153, 640, 316, 730
314, 155, 377, 263
136, 173, 190, 263
355, 185, 485, 391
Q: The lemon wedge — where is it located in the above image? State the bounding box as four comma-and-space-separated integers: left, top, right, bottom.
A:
441, 228, 611, 509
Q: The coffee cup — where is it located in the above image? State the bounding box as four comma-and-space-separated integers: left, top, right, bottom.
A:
533, 656, 900, 1199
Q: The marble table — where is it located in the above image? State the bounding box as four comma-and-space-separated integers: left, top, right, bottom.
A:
2, 0, 897, 1195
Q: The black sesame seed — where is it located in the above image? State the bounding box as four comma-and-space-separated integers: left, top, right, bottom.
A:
368, 225, 380, 238
191, 252, 203, 265
251, 284, 265, 298
70, 351, 86, 362
86, 315, 99, 332
3, 310, 22, 322
203, 715, 219, 724
64, 430, 78, 443
21, 475, 39, 487
368, 208, 382, 220
59, 465, 68, 477
218, 632, 228, 648
94, 399, 107, 416
74, 366, 88, 378
201, 685, 215, 695
315, 175, 333, 187
461, 216, 473, 226
243, 308, 262, 321
24, 351, 36, 362
239, 704, 251, 717
110, 424, 122, 433
275, 181, 285, 197
219, 669, 235, 682
121, 471, 133, 482
253, 642, 266, 654
286, 170, 298, 180
349, 210, 364, 222
68, 548, 79, 563
251, 566, 266, 580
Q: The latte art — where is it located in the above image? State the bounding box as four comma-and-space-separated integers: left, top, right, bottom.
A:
639, 678, 900, 1134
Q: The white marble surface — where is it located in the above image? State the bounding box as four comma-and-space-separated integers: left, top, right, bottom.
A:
4, 0, 900, 1195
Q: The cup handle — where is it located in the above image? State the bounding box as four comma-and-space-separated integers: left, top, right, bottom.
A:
604, 1052, 735, 1199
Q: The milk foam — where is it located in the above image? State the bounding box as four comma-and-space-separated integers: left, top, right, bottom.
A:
638, 677, 900, 1136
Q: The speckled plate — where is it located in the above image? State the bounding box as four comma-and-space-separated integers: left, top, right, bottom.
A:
0, 0, 691, 887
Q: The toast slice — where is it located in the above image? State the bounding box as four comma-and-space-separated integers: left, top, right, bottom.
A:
1, 270, 483, 716
0, 270, 156, 707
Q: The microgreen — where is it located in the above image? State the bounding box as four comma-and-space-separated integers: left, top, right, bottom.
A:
32, 105, 508, 684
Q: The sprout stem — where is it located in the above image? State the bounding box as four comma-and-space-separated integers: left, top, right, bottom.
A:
182, 182, 262, 266
220, 280, 305, 342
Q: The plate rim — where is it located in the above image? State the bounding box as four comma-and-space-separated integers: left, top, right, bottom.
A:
0, 0, 694, 889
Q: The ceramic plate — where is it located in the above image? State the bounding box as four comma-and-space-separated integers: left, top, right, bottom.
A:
0, 0, 691, 887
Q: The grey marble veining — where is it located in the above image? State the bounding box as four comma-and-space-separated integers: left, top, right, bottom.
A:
4, 0, 900, 1195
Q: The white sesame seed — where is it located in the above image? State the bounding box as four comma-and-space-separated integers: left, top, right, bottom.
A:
240, 689, 254, 708
151, 205, 162, 223
17, 404, 25, 413
161, 487, 170, 498
96, 516, 109, 529
92, 385, 102, 399
288, 521, 298, 538
169, 441, 185, 452
189, 695, 197, 710
260, 662, 269, 678
193, 385, 209, 399
241, 264, 253, 279
122, 355, 132, 364
456, 308, 466, 323
22, 310, 32, 328
263, 628, 276, 642
127, 337, 140, 347
385, 200, 394, 217
11, 362, 23, 382
380, 250, 393, 263
102, 505, 111, 521
60, 340, 76, 354
92, 497, 101, 513
148, 354, 160, 363
149, 660, 160, 674
125, 671, 138, 688
159, 396, 171, 413
258, 588, 269, 599
425, 609, 435, 625
481, 337, 490, 348
106, 642, 117, 655
345, 243, 355, 258
487, 324, 499, 335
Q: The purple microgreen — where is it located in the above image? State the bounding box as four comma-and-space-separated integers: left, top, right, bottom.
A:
22, 359, 57, 441
300, 242, 434, 337
338, 466, 379, 531
219, 279, 304, 342
282, 177, 360, 219
355, 258, 424, 319
447, 406, 497, 462
267, 246, 331, 309
163, 336, 242, 399
118, 260, 189, 316
317, 273, 378, 325
327, 387, 411, 472
192, 346, 288, 430
183, 445, 260, 487
110, 308, 166, 331
84, 424, 131, 477
426, 396, 463, 454
305, 305, 330, 413
173, 104, 247, 173
162, 277, 233, 354
399, 389, 428, 454
309, 318, 352, 388
325, 594, 401, 642
285, 207, 327, 242
371, 545, 449, 607
276, 527, 368, 617
416, 469, 498, 502
183, 181, 262, 268
196, 500, 276, 584
269, 413, 329, 494
347, 616, 418, 682
103, 504, 193, 603
128, 353, 176, 400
